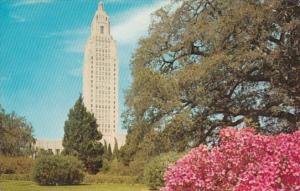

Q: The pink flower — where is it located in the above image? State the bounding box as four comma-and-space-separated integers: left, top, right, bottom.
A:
162, 128, 300, 191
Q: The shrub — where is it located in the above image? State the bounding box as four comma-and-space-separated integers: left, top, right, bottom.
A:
32, 155, 84, 185
143, 152, 182, 190
0, 174, 31, 181
105, 159, 131, 176
101, 158, 111, 172
128, 154, 149, 181
84, 174, 138, 184
0, 156, 34, 174
162, 127, 300, 191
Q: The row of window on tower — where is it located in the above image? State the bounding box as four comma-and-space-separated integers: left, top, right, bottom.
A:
100, 128, 116, 134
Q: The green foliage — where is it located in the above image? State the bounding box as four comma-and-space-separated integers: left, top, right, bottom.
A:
0, 106, 35, 156
62, 96, 104, 174
121, 0, 300, 167
102, 141, 113, 167
101, 151, 131, 175
32, 155, 84, 185
101, 158, 111, 172
128, 153, 149, 180
119, 124, 160, 166
101, 140, 123, 172
84, 174, 138, 184
0, 156, 34, 174
35, 148, 54, 158
107, 144, 112, 160
113, 138, 119, 159
143, 152, 182, 190
0, 174, 31, 181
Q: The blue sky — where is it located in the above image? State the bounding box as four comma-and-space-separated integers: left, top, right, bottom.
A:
0, 0, 167, 139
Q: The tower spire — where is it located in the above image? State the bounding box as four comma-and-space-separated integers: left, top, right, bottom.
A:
99, 1, 104, 11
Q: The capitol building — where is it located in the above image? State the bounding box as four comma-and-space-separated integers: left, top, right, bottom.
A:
35, 2, 125, 154
83, 2, 125, 147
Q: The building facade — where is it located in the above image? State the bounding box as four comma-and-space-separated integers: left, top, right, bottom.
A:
83, 2, 124, 147
35, 139, 63, 155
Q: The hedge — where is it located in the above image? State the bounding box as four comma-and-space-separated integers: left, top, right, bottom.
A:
143, 152, 182, 190
32, 155, 84, 185
0, 156, 34, 174
0, 174, 31, 181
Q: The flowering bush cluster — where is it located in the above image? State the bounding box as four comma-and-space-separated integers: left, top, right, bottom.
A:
162, 127, 300, 191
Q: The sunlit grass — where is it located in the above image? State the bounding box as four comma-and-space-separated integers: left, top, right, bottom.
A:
0, 180, 148, 191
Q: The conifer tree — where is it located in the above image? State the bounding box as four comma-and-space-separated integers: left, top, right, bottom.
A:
107, 144, 113, 161
63, 95, 104, 174
103, 141, 108, 155
113, 138, 119, 159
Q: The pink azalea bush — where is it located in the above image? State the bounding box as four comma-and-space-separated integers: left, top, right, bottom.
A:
162, 127, 300, 191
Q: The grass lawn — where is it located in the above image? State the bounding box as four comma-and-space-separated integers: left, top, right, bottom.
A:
0, 180, 148, 191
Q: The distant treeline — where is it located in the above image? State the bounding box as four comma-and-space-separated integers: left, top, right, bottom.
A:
0, 105, 35, 156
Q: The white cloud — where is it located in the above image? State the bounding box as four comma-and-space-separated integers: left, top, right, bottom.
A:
45, 27, 90, 53
10, 0, 54, 22
68, 67, 82, 77
13, 0, 52, 6
64, 28, 89, 53
0, 76, 8, 84
111, 1, 170, 44
10, 15, 26, 22
48, 27, 89, 37
103, 0, 122, 3
103, 0, 157, 5
64, 38, 86, 53
50, 1, 170, 54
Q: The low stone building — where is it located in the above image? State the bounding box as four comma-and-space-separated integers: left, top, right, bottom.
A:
35, 139, 63, 155
34, 136, 125, 156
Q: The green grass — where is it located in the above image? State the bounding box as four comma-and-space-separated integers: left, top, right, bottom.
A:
0, 180, 148, 191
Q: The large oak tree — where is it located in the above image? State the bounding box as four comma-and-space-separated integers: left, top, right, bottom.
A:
120, 0, 300, 165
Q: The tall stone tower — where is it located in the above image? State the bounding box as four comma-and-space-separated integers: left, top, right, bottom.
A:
83, 2, 122, 147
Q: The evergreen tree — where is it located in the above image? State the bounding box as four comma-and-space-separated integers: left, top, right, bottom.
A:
103, 141, 113, 161
107, 144, 113, 161
101, 141, 111, 171
103, 141, 108, 154
63, 95, 104, 174
113, 138, 119, 159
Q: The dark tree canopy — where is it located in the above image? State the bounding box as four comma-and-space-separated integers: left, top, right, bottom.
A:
103, 141, 113, 161
63, 96, 104, 174
120, 0, 300, 165
113, 138, 119, 159
0, 105, 35, 156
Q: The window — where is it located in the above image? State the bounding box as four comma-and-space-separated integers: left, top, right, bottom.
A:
100, 26, 104, 34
